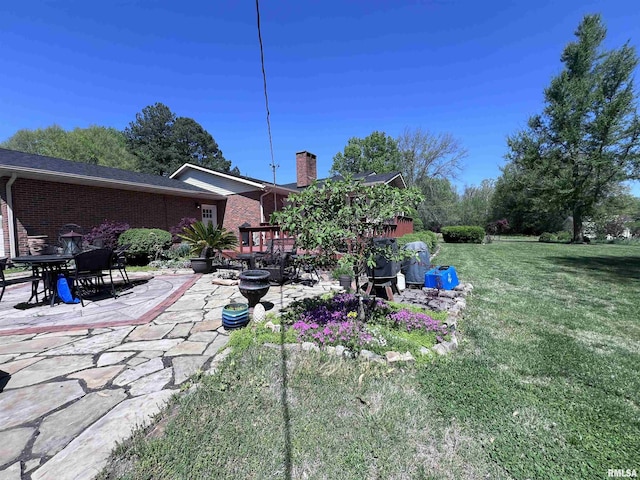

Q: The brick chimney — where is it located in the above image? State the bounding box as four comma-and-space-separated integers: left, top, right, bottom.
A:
296, 151, 317, 188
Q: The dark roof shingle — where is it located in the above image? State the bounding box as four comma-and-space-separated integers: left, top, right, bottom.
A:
0, 148, 208, 193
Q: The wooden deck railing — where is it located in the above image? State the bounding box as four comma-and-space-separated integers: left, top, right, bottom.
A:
238, 225, 296, 253
238, 217, 412, 254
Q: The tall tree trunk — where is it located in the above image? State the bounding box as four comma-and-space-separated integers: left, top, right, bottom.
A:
573, 207, 584, 243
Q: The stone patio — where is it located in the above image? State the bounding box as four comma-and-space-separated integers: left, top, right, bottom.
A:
0, 271, 338, 480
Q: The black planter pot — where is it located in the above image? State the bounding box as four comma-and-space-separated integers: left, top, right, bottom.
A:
239, 269, 271, 307
339, 275, 353, 291
190, 258, 212, 274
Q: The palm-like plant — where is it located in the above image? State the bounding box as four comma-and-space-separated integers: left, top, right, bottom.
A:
178, 221, 238, 258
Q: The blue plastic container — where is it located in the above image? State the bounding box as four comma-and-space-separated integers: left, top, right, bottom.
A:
425, 266, 459, 290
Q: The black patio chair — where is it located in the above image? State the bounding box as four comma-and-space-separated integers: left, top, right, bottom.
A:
256, 238, 297, 284
0, 257, 40, 302
112, 243, 131, 285
72, 248, 116, 306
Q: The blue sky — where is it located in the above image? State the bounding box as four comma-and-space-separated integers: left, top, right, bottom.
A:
1, 0, 639, 195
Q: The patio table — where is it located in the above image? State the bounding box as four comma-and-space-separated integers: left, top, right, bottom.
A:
11, 254, 73, 306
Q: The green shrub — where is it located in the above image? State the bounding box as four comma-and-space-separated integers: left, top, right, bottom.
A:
539, 232, 556, 242
165, 242, 191, 260
118, 228, 172, 265
397, 231, 438, 251
539, 231, 572, 243
441, 226, 485, 243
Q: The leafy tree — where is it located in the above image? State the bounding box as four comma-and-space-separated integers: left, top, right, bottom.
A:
396, 127, 467, 186
457, 179, 495, 226
491, 163, 567, 234
123, 103, 179, 176
1, 125, 68, 157
414, 177, 460, 231
1, 125, 138, 170
172, 117, 231, 172
505, 14, 640, 242
330, 131, 402, 176
124, 103, 231, 176
271, 176, 423, 318
590, 185, 639, 238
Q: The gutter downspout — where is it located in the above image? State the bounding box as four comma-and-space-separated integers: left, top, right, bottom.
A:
6, 173, 17, 258
259, 189, 270, 224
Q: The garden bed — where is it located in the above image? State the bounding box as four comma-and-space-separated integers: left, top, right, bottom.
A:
229, 287, 472, 363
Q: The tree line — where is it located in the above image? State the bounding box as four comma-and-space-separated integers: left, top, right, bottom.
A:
330, 14, 640, 239
3, 15, 638, 239
0, 103, 238, 176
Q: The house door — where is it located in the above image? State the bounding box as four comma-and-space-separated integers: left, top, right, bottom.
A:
201, 205, 217, 227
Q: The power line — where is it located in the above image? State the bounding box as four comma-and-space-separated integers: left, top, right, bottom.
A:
255, 0, 278, 187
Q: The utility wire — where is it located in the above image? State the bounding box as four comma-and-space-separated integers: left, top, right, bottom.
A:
256, 0, 278, 187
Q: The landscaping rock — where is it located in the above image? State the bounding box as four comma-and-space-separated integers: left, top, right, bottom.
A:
359, 349, 384, 363
431, 344, 448, 355
385, 351, 415, 363
301, 342, 320, 352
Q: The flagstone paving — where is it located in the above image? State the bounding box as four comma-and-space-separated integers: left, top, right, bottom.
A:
0, 271, 338, 479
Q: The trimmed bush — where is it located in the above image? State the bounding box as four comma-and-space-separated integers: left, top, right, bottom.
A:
118, 228, 172, 265
397, 231, 438, 251
441, 226, 485, 243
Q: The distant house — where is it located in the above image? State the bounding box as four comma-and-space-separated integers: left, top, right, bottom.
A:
0, 148, 224, 257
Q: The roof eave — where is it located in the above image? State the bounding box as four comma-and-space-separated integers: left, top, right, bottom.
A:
170, 163, 266, 189
0, 166, 226, 200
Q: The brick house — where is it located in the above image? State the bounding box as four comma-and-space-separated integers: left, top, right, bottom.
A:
172, 151, 414, 250
0, 148, 225, 257
0, 148, 413, 258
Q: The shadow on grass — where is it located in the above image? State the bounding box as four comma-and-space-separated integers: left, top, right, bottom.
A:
548, 254, 640, 283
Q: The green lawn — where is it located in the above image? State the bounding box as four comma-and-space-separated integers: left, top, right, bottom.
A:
101, 239, 640, 480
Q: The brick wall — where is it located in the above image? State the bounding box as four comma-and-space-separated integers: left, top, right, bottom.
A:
262, 192, 288, 223
1, 178, 220, 255
221, 191, 263, 238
